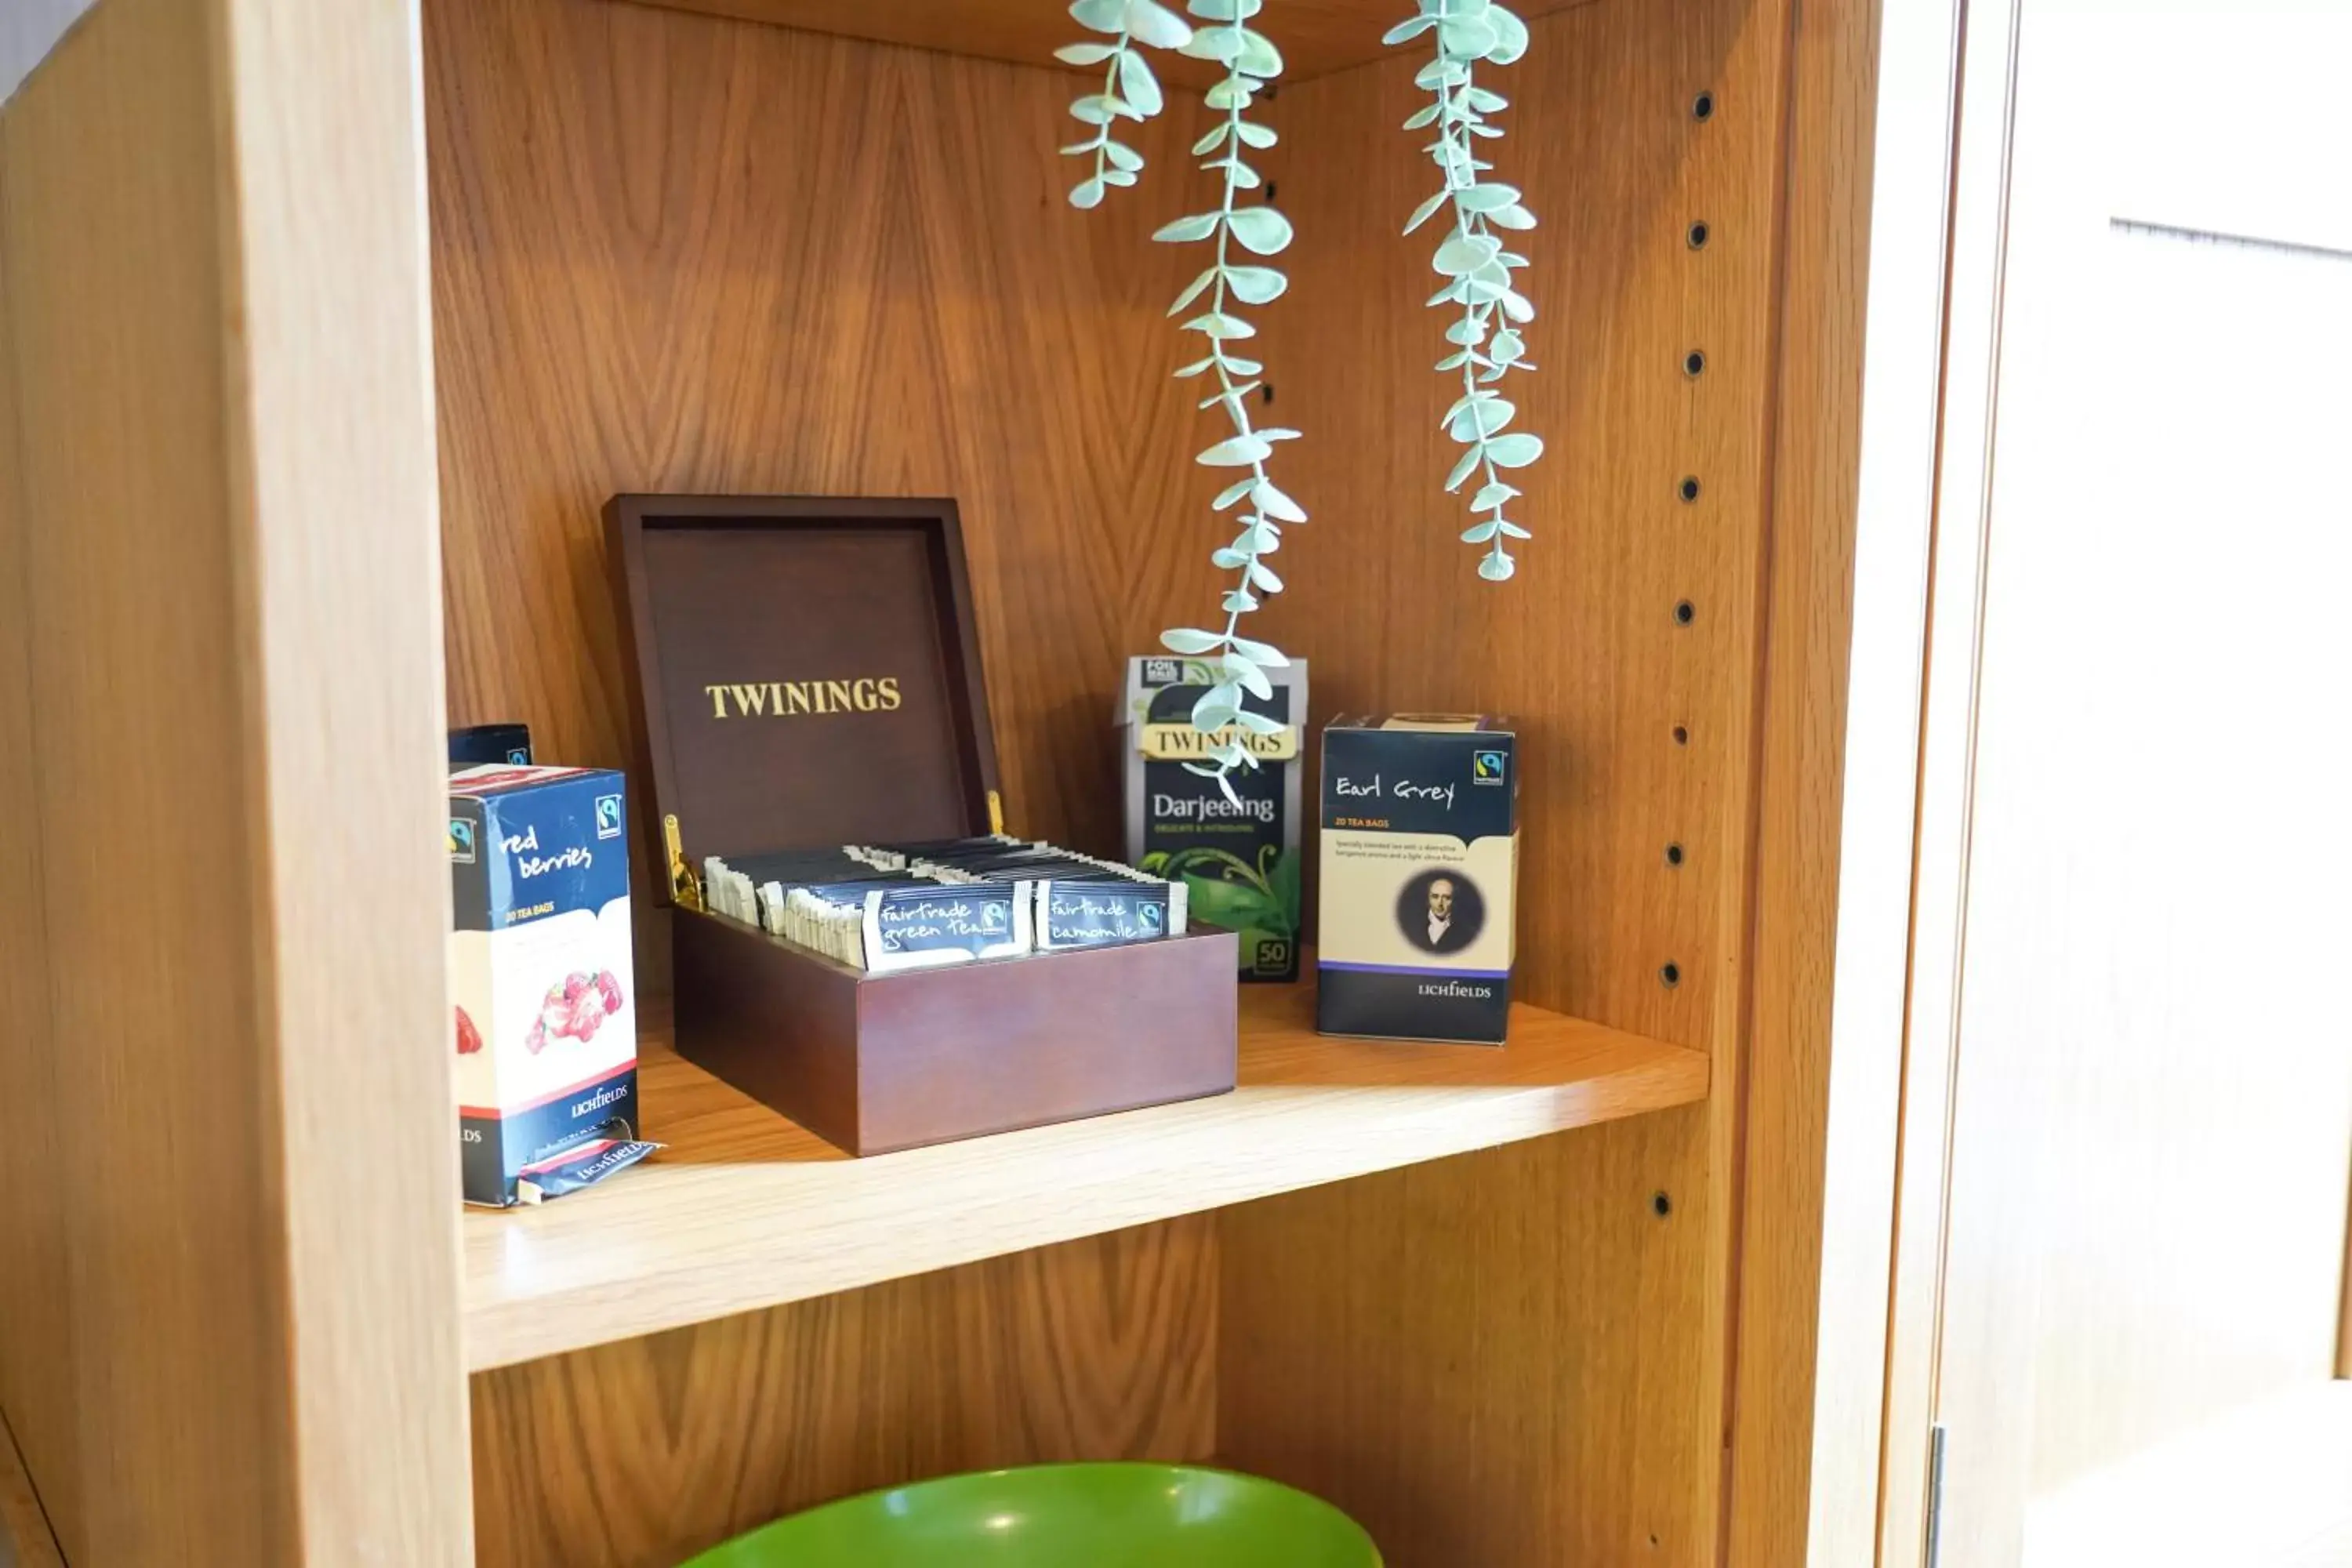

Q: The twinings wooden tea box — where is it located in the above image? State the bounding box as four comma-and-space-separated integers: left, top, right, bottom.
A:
1316, 716, 1519, 1044
607, 495, 1238, 1155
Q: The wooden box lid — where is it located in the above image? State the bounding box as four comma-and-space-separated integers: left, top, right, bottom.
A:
604, 495, 999, 898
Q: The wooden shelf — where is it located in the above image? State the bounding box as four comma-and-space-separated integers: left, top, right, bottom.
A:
463, 978, 1705, 1370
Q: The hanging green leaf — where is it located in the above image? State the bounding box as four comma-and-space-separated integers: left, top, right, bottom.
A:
1252, 481, 1307, 522
1057, 41, 1120, 64
1485, 432, 1543, 467
1484, 5, 1530, 64
1155, 212, 1222, 243
1124, 0, 1195, 48
1454, 183, 1522, 212
1224, 265, 1287, 304
1168, 267, 1218, 314
1182, 311, 1257, 339
1236, 28, 1283, 74
1225, 205, 1294, 255
1449, 397, 1515, 440
1229, 635, 1289, 666
1118, 49, 1164, 114
1161, 627, 1226, 654
1445, 447, 1482, 491
1198, 434, 1274, 466
1225, 655, 1275, 699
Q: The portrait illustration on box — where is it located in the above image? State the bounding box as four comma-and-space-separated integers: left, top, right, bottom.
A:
1396, 866, 1486, 956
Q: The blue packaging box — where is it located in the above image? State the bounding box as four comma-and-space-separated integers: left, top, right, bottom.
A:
448, 764, 640, 1206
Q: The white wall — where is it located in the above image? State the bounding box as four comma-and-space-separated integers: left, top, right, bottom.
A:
2, 0, 93, 106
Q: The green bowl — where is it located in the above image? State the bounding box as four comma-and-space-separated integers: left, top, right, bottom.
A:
680, 1463, 1381, 1567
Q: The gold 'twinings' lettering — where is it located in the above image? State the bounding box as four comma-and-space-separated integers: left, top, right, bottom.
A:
704, 677, 903, 718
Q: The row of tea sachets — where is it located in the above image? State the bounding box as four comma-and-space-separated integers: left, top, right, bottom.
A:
699, 837, 1188, 972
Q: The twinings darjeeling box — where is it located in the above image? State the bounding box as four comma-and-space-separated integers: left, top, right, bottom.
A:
1123, 655, 1306, 982
1316, 716, 1519, 1044
449, 764, 644, 1206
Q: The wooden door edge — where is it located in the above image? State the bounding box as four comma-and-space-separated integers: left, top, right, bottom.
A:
0, 1406, 64, 1568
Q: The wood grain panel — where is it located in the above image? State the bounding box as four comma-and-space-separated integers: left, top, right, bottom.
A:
1223, 1116, 1716, 1566
1219, 0, 1822, 1560
617, 0, 1594, 86
466, 993, 1704, 1370
1, 0, 470, 1559
0, 125, 76, 1568
0, 1410, 62, 1568
1722, 0, 1880, 1560
215, 0, 474, 1558
427, 0, 1230, 992
2, 4, 289, 1556
471, 1217, 1218, 1568
1265, 0, 1782, 1047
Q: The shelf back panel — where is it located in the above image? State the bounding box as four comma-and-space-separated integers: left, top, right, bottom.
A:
611, 0, 1597, 88
470, 1218, 1216, 1568
426, 0, 1874, 1559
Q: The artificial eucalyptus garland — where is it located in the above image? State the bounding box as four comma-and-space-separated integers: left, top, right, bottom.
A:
1388, 0, 1542, 581
1056, 0, 1539, 796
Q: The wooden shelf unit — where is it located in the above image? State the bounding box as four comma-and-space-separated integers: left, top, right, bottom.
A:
465, 987, 1707, 1370
0, 0, 1878, 1563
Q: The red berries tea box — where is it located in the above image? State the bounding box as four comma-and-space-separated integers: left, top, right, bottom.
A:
449, 764, 642, 1206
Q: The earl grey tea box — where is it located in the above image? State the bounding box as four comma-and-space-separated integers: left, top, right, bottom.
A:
1316, 716, 1518, 1044
1122, 655, 1306, 982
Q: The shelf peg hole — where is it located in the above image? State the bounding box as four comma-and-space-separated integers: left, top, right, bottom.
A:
1674, 599, 1696, 626
1664, 842, 1685, 867
1659, 960, 1682, 988
1653, 1191, 1674, 1217
1264, 180, 1278, 202
1683, 348, 1708, 378
1679, 475, 1702, 503
1261, 383, 1275, 405
1692, 89, 1716, 121
1687, 220, 1711, 249
1671, 723, 1690, 746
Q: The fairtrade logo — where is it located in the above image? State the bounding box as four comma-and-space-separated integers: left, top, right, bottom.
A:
595, 794, 624, 840
448, 819, 477, 862
1472, 749, 1508, 785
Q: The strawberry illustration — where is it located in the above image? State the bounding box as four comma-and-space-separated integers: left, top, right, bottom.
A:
528, 969, 624, 1051
456, 1005, 483, 1056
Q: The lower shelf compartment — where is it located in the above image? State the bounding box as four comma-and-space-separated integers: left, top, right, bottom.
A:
462, 975, 1707, 1370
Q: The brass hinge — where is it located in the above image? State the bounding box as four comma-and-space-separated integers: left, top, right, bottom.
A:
664, 813, 703, 911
